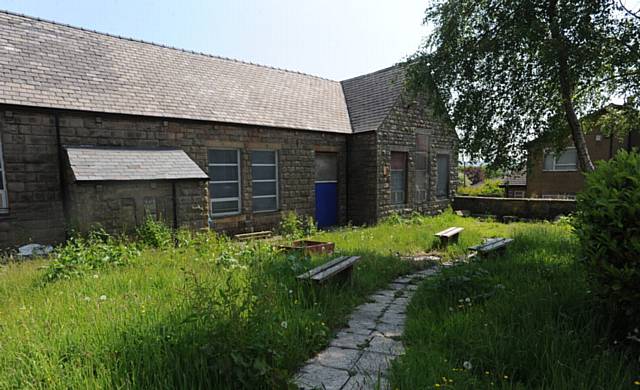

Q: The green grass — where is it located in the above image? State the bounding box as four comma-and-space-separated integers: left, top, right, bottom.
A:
1, 212, 636, 389
389, 223, 640, 389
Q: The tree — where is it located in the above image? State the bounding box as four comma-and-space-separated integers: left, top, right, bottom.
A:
407, 0, 640, 171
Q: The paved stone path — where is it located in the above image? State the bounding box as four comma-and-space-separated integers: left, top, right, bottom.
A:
293, 265, 441, 390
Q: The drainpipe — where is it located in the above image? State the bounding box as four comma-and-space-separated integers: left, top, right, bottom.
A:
171, 180, 178, 230
54, 112, 70, 240
345, 137, 350, 224
171, 180, 179, 247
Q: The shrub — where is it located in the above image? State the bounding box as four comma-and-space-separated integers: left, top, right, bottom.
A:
573, 149, 640, 340
279, 211, 317, 240
44, 230, 140, 282
136, 217, 173, 248
456, 178, 504, 197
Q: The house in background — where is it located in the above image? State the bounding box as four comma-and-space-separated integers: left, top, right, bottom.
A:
0, 11, 458, 247
526, 129, 639, 199
499, 173, 527, 198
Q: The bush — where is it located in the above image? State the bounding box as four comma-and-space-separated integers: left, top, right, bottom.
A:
44, 230, 140, 282
136, 217, 173, 248
573, 149, 640, 340
278, 211, 317, 240
456, 178, 504, 197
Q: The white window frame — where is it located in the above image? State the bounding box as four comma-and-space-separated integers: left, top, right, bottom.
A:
208, 149, 241, 217
251, 150, 279, 213
0, 139, 7, 213
543, 147, 578, 172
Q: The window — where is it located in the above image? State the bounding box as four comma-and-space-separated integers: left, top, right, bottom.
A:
0, 140, 7, 213
543, 147, 577, 171
315, 152, 338, 183
415, 131, 429, 202
251, 151, 278, 212
208, 149, 241, 216
512, 190, 525, 198
390, 152, 407, 205
436, 154, 449, 198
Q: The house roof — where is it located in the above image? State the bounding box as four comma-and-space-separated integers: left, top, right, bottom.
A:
500, 173, 527, 187
341, 66, 406, 133
66, 147, 209, 181
0, 10, 354, 134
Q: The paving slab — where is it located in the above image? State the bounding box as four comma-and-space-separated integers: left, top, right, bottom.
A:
378, 311, 406, 326
375, 321, 404, 338
347, 316, 378, 334
365, 335, 405, 356
294, 363, 350, 390
312, 347, 361, 370
354, 351, 392, 376
329, 331, 372, 349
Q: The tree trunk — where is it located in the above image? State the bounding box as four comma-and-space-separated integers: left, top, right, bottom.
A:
547, 0, 595, 172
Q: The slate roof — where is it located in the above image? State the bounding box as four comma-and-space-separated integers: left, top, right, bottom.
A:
0, 11, 352, 134
500, 173, 527, 187
66, 147, 209, 181
341, 66, 406, 133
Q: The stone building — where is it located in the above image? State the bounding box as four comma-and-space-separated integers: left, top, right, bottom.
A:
0, 11, 458, 247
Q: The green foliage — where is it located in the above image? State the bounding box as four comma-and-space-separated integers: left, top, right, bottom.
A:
457, 178, 504, 197
44, 230, 140, 282
278, 211, 318, 240
407, 0, 640, 169
136, 217, 173, 249
390, 225, 639, 389
573, 149, 640, 340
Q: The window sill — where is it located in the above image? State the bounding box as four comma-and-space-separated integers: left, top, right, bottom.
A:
253, 209, 280, 215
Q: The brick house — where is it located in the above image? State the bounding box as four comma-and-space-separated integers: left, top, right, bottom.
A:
0, 11, 458, 247
526, 130, 639, 199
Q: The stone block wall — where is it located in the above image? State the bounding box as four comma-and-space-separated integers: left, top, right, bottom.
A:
0, 110, 66, 245
376, 96, 458, 219
347, 132, 377, 225
66, 180, 208, 234
453, 196, 576, 220
0, 105, 348, 246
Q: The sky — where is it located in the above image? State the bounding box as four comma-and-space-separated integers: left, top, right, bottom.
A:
0, 0, 431, 80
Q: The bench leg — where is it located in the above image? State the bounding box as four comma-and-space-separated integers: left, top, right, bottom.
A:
439, 236, 449, 248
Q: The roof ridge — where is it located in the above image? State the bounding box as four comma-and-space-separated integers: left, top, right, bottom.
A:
340, 63, 406, 83
0, 9, 336, 82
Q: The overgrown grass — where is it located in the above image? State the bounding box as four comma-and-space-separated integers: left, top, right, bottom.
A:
390, 223, 640, 389
1, 212, 635, 389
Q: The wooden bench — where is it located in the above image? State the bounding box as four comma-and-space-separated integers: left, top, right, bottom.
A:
468, 237, 513, 256
234, 230, 272, 241
435, 227, 464, 247
297, 256, 361, 284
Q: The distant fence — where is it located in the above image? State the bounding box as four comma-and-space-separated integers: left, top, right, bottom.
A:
453, 196, 576, 220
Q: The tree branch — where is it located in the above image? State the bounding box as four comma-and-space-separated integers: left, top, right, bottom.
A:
619, 0, 640, 20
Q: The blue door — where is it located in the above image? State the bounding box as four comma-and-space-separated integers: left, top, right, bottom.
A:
315, 153, 338, 228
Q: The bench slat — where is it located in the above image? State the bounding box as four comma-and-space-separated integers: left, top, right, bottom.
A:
296, 256, 349, 279
435, 227, 464, 237
311, 256, 361, 282
469, 238, 513, 253
234, 231, 272, 241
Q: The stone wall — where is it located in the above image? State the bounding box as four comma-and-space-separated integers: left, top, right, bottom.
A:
0, 105, 347, 246
453, 196, 576, 220
66, 180, 208, 234
347, 132, 377, 225
376, 95, 458, 219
